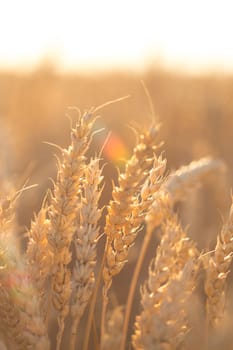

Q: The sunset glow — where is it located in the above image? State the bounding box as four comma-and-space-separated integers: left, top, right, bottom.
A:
0, 0, 233, 72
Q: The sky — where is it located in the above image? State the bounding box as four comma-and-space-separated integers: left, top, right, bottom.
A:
0, 0, 233, 73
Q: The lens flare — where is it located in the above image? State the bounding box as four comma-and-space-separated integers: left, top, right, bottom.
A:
102, 133, 129, 164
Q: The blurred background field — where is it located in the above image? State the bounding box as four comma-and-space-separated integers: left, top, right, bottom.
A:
1, 1, 233, 237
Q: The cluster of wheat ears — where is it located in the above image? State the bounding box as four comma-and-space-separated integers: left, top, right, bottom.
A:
0, 102, 232, 350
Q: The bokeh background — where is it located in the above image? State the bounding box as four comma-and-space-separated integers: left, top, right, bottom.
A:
1, 1, 233, 347
1, 0, 233, 236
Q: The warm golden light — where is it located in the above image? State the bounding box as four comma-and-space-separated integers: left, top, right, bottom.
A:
0, 0, 233, 72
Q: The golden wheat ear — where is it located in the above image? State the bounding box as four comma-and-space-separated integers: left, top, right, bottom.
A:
146, 157, 226, 233
101, 123, 166, 342
70, 157, 103, 350
0, 186, 50, 349
162, 157, 226, 204
204, 197, 233, 329
45, 109, 99, 350
132, 215, 199, 350
26, 205, 53, 313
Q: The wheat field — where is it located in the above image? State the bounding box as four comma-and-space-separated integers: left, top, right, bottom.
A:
0, 67, 233, 349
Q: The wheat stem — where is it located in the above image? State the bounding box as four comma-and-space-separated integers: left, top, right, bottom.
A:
120, 227, 153, 350
83, 253, 105, 350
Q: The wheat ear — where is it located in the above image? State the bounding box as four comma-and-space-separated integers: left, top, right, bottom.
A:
47, 110, 98, 349
146, 157, 226, 233
162, 157, 226, 203
70, 157, 103, 350
103, 123, 161, 286
132, 215, 198, 350
0, 216, 29, 350
101, 123, 163, 342
0, 188, 28, 350
26, 206, 53, 313
204, 198, 233, 328
0, 188, 50, 349
0, 286, 29, 349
